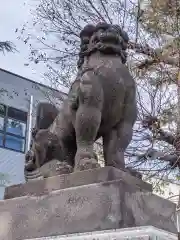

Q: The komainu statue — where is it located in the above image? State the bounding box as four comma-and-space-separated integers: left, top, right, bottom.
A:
27, 22, 138, 176
24, 102, 73, 181
69, 23, 137, 171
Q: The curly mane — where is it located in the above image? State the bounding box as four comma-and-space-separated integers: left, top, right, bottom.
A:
77, 22, 129, 69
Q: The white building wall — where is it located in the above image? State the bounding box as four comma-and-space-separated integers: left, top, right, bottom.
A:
0, 68, 67, 199
0, 148, 25, 199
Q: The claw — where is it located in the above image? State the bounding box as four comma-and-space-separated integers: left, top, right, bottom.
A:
74, 158, 100, 172
56, 162, 73, 174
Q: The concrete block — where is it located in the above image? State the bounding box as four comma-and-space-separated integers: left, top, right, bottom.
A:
25, 226, 178, 240
0, 179, 177, 240
4, 167, 152, 199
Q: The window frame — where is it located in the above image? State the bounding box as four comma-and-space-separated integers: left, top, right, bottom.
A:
0, 103, 28, 153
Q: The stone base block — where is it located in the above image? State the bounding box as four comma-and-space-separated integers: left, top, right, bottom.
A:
26, 226, 178, 240
0, 179, 177, 240
4, 167, 152, 199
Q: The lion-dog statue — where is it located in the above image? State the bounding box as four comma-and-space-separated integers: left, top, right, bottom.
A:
24, 102, 73, 181
25, 22, 139, 180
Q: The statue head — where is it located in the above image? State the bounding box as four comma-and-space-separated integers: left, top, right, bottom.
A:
77, 24, 96, 68
77, 22, 129, 68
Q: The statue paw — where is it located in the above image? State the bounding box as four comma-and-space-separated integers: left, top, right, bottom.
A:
25, 161, 37, 171
75, 158, 100, 171
56, 161, 73, 174
25, 150, 36, 171
24, 168, 43, 182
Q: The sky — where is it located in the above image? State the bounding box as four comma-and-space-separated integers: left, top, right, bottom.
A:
0, 0, 46, 84
0, 0, 143, 87
0, 0, 137, 87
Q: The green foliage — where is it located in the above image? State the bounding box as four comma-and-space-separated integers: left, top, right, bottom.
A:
138, 0, 180, 36
176, 174, 180, 181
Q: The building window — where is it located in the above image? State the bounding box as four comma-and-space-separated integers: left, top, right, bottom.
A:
0, 104, 27, 153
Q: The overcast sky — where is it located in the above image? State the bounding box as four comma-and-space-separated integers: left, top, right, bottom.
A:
0, 0, 46, 84
0, 0, 140, 87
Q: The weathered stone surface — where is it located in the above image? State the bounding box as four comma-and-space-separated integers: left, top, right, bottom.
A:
24, 159, 73, 182
0, 179, 177, 240
26, 226, 178, 240
4, 167, 152, 199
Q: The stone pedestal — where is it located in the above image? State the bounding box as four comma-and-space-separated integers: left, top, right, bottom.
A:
26, 226, 177, 240
4, 166, 152, 199
0, 167, 177, 240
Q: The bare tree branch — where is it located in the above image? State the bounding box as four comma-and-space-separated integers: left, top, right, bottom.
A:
0, 41, 16, 54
